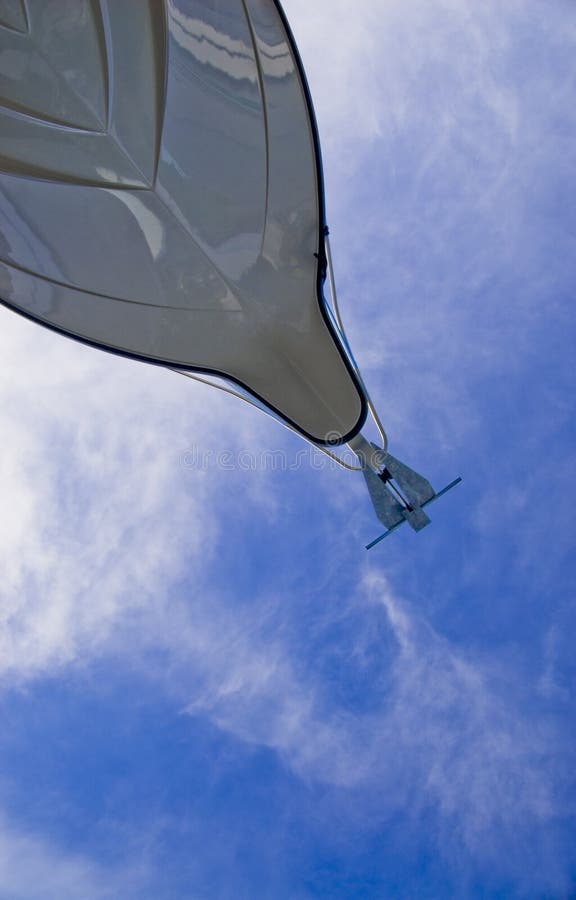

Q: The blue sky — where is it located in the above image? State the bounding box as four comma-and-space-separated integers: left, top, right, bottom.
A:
0, 0, 575, 897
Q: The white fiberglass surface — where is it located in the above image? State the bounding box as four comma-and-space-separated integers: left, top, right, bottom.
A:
0, 0, 366, 443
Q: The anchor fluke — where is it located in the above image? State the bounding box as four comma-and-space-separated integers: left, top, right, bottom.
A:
348, 434, 461, 548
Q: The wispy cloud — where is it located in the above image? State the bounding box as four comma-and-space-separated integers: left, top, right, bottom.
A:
0, 312, 273, 683
0, 311, 571, 890
153, 569, 570, 886
287, 0, 576, 459
0, 1, 574, 895
0, 811, 145, 900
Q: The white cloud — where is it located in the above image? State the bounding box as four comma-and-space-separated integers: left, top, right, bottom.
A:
0, 2, 573, 892
363, 574, 557, 836
0, 311, 273, 684
0, 309, 568, 886
0, 812, 143, 900
286, 0, 576, 459
115, 566, 563, 892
